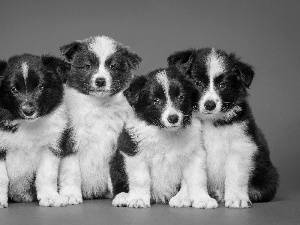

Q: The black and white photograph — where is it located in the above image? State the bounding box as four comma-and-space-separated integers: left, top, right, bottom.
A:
0, 0, 299, 224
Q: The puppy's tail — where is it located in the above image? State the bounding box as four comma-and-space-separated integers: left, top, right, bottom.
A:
249, 164, 279, 202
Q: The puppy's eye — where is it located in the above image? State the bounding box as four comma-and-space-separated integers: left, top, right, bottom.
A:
178, 94, 185, 100
154, 98, 161, 105
219, 82, 226, 89
74, 64, 90, 70
110, 64, 118, 70
195, 81, 203, 87
37, 85, 44, 91
11, 87, 19, 94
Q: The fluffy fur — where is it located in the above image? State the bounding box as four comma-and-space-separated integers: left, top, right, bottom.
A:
168, 48, 279, 208
111, 66, 218, 209
58, 35, 142, 204
0, 54, 71, 208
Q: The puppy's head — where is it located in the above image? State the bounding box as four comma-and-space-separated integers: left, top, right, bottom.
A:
0, 54, 69, 120
168, 48, 254, 121
60, 35, 142, 97
124, 66, 199, 131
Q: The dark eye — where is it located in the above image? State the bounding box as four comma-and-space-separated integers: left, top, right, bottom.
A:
38, 85, 44, 91
219, 82, 226, 89
154, 98, 161, 105
11, 87, 19, 94
195, 80, 203, 87
74, 64, 90, 70
110, 64, 118, 70
178, 94, 185, 100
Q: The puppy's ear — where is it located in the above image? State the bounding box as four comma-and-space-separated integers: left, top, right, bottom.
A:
42, 56, 71, 83
60, 41, 83, 62
167, 49, 196, 74
124, 75, 148, 107
119, 46, 142, 70
0, 60, 7, 78
230, 53, 254, 88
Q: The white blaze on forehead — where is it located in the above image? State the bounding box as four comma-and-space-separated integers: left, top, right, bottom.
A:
156, 70, 169, 95
206, 48, 226, 79
88, 36, 117, 62
21, 62, 29, 86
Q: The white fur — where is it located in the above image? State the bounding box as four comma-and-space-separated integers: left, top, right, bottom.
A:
21, 62, 28, 87
156, 70, 183, 128
0, 103, 68, 207
60, 85, 130, 201
113, 113, 217, 209
89, 36, 116, 93
202, 120, 257, 208
0, 160, 8, 208
199, 49, 226, 115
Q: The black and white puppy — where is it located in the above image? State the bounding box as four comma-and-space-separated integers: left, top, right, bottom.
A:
168, 48, 279, 208
0, 54, 70, 208
58, 35, 142, 204
111, 66, 218, 209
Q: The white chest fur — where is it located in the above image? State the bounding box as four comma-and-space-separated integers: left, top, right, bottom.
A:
64, 87, 130, 198
0, 104, 68, 195
203, 121, 257, 194
127, 116, 202, 202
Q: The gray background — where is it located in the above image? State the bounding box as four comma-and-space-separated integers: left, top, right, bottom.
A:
0, 0, 299, 224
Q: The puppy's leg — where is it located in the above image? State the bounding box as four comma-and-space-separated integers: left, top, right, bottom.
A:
36, 148, 66, 207
0, 160, 8, 208
113, 154, 150, 208
169, 179, 191, 207
183, 149, 218, 209
59, 154, 82, 205
224, 140, 256, 208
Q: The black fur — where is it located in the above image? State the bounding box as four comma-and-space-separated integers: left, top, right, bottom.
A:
0, 147, 6, 160
168, 48, 279, 202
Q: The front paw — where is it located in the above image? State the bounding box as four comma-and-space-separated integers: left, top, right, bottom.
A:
62, 194, 83, 205
191, 197, 218, 209
169, 195, 191, 208
225, 198, 252, 208
112, 192, 150, 208
38, 193, 68, 207
0, 195, 8, 208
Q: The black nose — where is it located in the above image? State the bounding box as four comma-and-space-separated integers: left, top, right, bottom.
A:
22, 105, 35, 117
204, 100, 216, 111
95, 78, 106, 88
167, 114, 179, 124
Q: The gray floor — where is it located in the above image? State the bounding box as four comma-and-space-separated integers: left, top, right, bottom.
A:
0, 184, 299, 225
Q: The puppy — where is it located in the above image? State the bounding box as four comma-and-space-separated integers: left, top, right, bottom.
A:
0, 54, 70, 208
58, 35, 142, 204
111, 66, 218, 209
168, 48, 279, 208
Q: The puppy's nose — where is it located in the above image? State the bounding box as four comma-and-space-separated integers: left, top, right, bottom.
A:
95, 78, 106, 88
167, 114, 179, 124
204, 100, 216, 111
22, 105, 35, 117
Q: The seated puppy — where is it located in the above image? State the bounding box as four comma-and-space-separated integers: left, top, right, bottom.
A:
58, 35, 142, 204
168, 48, 279, 208
0, 54, 70, 208
111, 66, 218, 209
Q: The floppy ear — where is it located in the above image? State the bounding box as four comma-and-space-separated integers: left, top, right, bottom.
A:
0, 60, 7, 77
119, 46, 142, 70
167, 49, 196, 75
60, 41, 83, 62
42, 55, 71, 83
230, 53, 255, 88
124, 75, 148, 108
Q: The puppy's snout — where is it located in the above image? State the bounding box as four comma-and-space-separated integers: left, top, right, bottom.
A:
167, 114, 179, 124
22, 104, 35, 117
204, 100, 216, 111
95, 78, 106, 88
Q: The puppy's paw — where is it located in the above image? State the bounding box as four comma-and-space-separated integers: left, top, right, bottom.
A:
169, 195, 191, 208
38, 193, 68, 207
63, 194, 83, 205
112, 192, 128, 207
127, 197, 150, 208
225, 198, 252, 208
0, 195, 8, 208
191, 197, 218, 209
